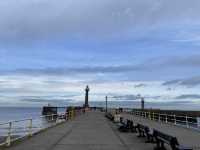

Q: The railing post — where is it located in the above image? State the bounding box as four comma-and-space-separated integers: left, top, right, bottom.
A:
72, 110, 74, 119
159, 114, 161, 122
55, 115, 59, 124
66, 112, 68, 120
186, 116, 189, 128
153, 112, 155, 120
29, 119, 33, 137
145, 112, 147, 118
165, 114, 168, 123
149, 112, 151, 120
69, 111, 72, 120
51, 114, 54, 121
174, 115, 176, 125
6, 122, 12, 146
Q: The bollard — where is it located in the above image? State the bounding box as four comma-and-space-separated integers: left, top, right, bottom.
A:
28, 119, 33, 137
72, 110, 74, 119
149, 112, 151, 120
6, 122, 12, 146
153, 112, 155, 120
159, 114, 161, 122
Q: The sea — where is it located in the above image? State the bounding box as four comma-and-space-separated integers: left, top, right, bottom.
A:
0, 107, 67, 123
0, 107, 66, 139
0, 107, 42, 123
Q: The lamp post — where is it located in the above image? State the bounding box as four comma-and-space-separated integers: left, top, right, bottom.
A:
105, 96, 108, 113
141, 97, 145, 110
136, 94, 145, 110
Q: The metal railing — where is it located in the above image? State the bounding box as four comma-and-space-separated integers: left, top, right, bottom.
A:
0, 109, 83, 147
124, 110, 200, 131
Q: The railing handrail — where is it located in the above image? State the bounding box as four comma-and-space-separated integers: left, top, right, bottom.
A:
122, 110, 200, 131
133, 110, 197, 119
0, 109, 84, 147
0, 114, 58, 126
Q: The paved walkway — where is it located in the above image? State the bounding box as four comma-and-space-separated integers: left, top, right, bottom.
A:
4, 112, 154, 150
122, 113, 200, 149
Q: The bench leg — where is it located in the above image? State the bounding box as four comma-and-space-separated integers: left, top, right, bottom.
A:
161, 142, 167, 150
137, 130, 142, 137
154, 141, 161, 150
145, 135, 154, 143
131, 127, 137, 133
142, 132, 145, 137
154, 141, 167, 150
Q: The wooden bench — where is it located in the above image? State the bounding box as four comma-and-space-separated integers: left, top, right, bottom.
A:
118, 118, 130, 132
153, 129, 193, 150
129, 120, 137, 133
117, 119, 136, 132
105, 113, 114, 121
137, 123, 154, 143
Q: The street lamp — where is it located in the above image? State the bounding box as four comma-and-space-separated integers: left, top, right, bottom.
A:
105, 96, 108, 112
137, 94, 145, 110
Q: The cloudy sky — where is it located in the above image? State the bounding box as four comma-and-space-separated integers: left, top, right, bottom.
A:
1, 0, 200, 109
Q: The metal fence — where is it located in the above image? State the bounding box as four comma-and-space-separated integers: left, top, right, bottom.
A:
126, 110, 200, 130
0, 109, 82, 147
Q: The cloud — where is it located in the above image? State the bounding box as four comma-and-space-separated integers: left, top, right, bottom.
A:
2, 54, 200, 77
134, 83, 146, 88
0, 0, 200, 45
20, 97, 74, 104
0, 65, 148, 77
175, 94, 200, 99
163, 76, 200, 87
112, 95, 139, 101
161, 55, 200, 68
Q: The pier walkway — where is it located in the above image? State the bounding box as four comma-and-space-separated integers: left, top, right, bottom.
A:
4, 112, 154, 150
3, 111, 200, 150
122, 113, 200, 149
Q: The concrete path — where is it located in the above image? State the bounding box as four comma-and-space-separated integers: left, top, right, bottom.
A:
122, 113, 200, 149
4, 112, 154, 150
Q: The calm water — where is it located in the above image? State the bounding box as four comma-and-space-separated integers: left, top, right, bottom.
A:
0, 107, 66, 137
0, 107, 67, 123
0, 107, 42, 123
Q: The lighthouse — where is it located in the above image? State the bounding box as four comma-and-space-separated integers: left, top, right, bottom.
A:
84, 85, 90, 108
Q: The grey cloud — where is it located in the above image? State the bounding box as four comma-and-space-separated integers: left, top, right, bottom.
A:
2, 65, 144, 76
175, 94, 200, 99
161, 55, 200, 68
111, 94, 161, 101
2, 55, 200, 77
112, 95, 139, 101
19, 95, 75, 105
162, 79, 181, 86
0, 0, 200, 44
134, 84, 146, 88
163, 76, 200, 87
